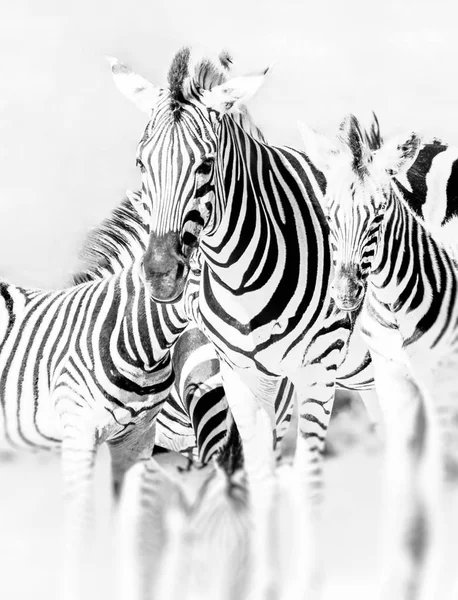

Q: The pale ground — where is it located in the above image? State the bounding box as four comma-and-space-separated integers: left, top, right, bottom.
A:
0, 436, 457, 600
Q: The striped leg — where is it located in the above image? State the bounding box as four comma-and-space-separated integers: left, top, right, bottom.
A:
109, 414, 158, 501
115, 455, 175, 600
60, 433, 98, 600
219, 361, 279, 600
413, 358, 455, 600
288, 365, 336, 600
372, 355, 430, 600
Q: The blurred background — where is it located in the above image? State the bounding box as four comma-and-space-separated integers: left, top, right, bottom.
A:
2, 2, 458, 598
2, 1, 458, 288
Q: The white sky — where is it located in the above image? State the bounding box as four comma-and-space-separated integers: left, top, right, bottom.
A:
1, 1, 458, 287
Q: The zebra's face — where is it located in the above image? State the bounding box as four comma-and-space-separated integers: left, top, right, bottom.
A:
109, 50, 268, 302
136, 94, 219, 302
299, 114, 422, 312
326, 180, 388, 311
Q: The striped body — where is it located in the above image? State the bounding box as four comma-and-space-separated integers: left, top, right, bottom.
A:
396, 139, 458, 227
0, 266, 186, 454
0, 191, 239, 600
396, 139, 458, 263
0, 196, 190, 600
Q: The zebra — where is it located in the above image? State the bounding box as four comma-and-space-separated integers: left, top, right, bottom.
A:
0, 187, 244, 600
73, 190, 301, 600
108, 48, 378, 598
299, 113, 458, 600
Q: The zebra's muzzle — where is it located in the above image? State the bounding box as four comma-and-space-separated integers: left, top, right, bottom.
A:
143, 232, 191, 303
335, 294, 364, 311
332, 264, 366, 312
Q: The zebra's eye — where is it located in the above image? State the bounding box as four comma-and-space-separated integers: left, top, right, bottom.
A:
136, 158, 146, 172
196, 157, 214, 175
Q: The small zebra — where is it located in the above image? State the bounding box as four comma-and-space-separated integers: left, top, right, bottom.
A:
109, 48, 378, 598
300, 114, 458, 600
0, 190, 238, 600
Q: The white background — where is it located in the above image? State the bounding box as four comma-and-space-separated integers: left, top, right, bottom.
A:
1, 0, 457, 287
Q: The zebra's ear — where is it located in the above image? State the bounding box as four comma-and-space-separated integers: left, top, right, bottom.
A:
298, 122, 341, 173
107, 57, 159, 113
373, 132, 422, 177
201, 67, 270, 113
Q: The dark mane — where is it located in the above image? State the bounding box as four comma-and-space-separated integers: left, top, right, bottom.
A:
71, 192, 148, 285
167, 48, 233, 119
167, 46, 191, 110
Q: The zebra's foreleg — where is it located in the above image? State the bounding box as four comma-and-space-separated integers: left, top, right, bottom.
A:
288, 364, 336, 600
412, 359, 454, 600
60, 433, 98, 600
115, 456, 178, 600
372, 355, 428, 600
218, 361, 279, 600
109, 418, 157, 502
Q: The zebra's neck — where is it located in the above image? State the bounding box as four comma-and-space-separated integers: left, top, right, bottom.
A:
369, 193, 458, 347
196, 116, 332, 360
114, 264, 189, 373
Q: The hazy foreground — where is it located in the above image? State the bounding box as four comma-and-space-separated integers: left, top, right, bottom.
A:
1, 403, 458, 600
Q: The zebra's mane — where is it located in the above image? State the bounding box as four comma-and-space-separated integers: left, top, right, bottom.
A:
71, 191, 147, 285
167, 47, 232, 120
338, 113, 383, 178
165, 48, 267, 143
168, 47, 232, 95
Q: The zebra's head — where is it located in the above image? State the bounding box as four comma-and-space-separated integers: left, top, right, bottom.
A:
109, 48, 268, 302
300, 114, 421, 311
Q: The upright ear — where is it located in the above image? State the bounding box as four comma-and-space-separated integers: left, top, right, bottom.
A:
107, 57, 159, 113
298, 122, 341, 173
201, 67, 270, 113
373, 132, 422, 177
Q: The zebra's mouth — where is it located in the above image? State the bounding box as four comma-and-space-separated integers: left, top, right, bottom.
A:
335, 295, 363, 312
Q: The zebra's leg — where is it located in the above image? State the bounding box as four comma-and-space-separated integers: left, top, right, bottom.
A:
109, 417, 157, 502
218, 361, 279, 600
287, 364, 336, 600
115, 455, 180, 600
412, 359, 454, 600
60, 432, 98, 600
275, 379, 296, 465
372, 354, 428, 600
359, 388, 385, 439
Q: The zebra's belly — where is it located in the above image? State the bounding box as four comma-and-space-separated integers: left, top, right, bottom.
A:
0, 373, 63, 452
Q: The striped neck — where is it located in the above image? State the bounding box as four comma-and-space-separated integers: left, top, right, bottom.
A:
368, 191, 457, 345
196, 115, 331, 344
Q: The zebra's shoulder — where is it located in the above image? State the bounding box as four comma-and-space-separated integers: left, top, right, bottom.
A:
71, 191, 148, 284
